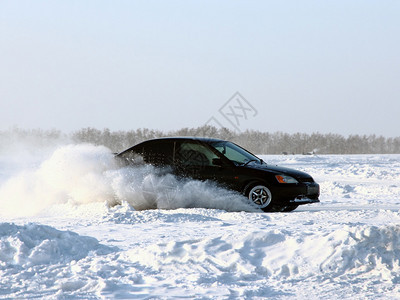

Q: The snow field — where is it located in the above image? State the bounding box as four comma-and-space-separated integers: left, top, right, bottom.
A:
0, 145, 400, 299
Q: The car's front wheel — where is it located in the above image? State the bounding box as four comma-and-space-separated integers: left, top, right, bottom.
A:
279, 205, 299, 212
245, 183, 274, 212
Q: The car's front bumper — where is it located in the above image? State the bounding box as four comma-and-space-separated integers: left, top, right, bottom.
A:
273, 182, 320, 205
289, 197, 320, 204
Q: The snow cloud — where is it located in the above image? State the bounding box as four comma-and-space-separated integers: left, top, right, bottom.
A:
0, 144, 257, 217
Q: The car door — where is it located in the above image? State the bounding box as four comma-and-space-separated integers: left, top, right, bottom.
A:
173, 140, 239, 189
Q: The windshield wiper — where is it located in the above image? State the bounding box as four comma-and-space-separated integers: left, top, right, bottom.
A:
242, 158, 266, 166
242, 159, 259, 166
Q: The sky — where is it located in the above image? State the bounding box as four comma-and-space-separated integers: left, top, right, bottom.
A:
0, 1, 399, 137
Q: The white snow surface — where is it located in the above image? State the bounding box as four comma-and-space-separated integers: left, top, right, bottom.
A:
1, 144, 400, 299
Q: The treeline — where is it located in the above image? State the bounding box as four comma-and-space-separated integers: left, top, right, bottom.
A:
1, 126, 400, 154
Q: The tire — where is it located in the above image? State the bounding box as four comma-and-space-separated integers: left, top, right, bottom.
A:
244, 183, 273, 211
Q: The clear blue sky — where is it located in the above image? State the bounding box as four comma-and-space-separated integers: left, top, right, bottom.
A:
1, 1, 399, 136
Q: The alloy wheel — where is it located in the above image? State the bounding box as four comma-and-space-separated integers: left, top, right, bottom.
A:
248, 185, 272, 208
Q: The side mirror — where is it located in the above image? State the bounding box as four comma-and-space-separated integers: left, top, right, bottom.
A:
212, 158, 223, 166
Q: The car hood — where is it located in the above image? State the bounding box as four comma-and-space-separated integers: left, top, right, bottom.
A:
245, 162, 313, 180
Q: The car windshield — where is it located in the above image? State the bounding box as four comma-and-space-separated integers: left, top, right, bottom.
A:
210, 141, 262, 165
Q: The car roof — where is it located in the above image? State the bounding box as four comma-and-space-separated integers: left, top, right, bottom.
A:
141, 137, 226, 143
116, 137, 227, 156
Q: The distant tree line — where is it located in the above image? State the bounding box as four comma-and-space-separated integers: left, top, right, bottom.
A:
1, 126, 400, 154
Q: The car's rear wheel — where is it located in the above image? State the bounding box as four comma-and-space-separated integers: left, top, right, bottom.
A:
245, 183, 273, 211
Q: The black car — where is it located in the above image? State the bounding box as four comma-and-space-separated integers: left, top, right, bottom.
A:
116, 137, 320, 212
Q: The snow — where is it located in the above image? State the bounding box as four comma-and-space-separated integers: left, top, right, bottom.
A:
1, 144, 400, 299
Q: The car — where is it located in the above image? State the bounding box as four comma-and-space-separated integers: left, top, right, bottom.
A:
116, 137, 320, 212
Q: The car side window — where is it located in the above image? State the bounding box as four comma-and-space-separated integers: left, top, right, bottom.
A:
176, 142, 219, 166
141, 141, 174, 166
119, 149, 145, 165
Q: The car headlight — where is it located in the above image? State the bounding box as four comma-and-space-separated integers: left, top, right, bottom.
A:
275, 175, 298, 184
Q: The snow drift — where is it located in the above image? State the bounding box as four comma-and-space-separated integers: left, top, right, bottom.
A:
0, 223, 114, 267
125, 223, 400, 283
